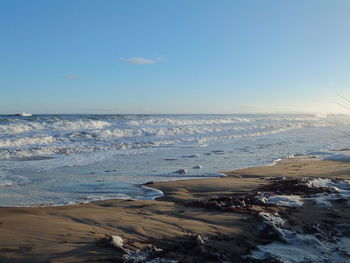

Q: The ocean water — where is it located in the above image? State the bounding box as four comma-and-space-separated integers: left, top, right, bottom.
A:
1, 113, 350, 207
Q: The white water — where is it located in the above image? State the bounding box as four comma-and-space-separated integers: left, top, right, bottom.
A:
306, 178, 350, 207
260, 195, 304, 207
250, 178, 350, 263
1, 113, 350, 206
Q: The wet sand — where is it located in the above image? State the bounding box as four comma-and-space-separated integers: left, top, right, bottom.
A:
0, 156, 349, 262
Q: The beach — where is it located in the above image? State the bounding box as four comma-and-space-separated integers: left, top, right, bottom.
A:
2, 0, 350, 261
0, 156, 349, 262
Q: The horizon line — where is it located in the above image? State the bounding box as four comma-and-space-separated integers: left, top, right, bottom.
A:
0, 111, 346, 116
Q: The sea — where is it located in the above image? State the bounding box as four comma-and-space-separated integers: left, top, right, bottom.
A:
1, 113, 350, 207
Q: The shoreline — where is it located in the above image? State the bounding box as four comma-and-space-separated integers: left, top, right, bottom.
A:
0, 156, 349, 262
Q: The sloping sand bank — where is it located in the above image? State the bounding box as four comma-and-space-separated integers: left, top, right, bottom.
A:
0, 157, 349, 262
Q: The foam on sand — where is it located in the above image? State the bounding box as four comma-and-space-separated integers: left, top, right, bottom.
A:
259, 212, 286, 227
264, 195, 303, 207
251, 213, 350, 263
305, 178, 350, 207
110, 235, 124, 249
248, 177, 350, 262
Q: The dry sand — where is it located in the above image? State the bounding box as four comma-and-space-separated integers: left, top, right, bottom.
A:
0, 156, 349, 262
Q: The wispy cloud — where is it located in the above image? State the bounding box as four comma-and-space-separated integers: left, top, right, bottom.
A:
120, 57, 156, 64
65, 75, 82, 80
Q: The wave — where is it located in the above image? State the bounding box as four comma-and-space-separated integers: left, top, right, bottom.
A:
0, 119, 110, 135
0, 136, 55, 148
127, 117, 252, 126
0, 114, 349, 159
19, 112, 33, 117
0, 122, 44, 134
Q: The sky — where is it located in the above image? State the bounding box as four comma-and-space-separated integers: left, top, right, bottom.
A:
0, 0, 349, 114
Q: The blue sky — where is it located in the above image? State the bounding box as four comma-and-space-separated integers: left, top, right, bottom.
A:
0, 0, 349, 114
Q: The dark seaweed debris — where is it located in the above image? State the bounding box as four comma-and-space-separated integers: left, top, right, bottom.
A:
186, 192, 268, 214
185, 177, 342, 214
262, 177, 338, 195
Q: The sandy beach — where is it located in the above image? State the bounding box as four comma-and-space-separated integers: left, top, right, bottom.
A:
0, 156, 349, 263
2, 0, 349, 262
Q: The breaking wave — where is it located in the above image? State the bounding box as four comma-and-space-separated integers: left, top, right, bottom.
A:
0, 114, 349, 159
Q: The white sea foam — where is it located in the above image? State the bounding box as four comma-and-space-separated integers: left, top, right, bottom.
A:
251, 231, 350, 263
0, 122, 44, 134
18, 112, 32, 117
83, 193, 133, 201
263, 195, 304, 207
51, 119, 110, 131
0, 119, 110, 135
259, 212, 286, 227
250, 212, 350, 263
309, 194, 334, 207
249, 177, 350, 262
1, 114, 350, 160
0, 173, 30, 188
1, 114, 350, 207
304, 178, 350, 190
314, 112, 328, 118
0, 179, 13, 187
127, 117, 251, 126
110, 235, 124, 249
269, 158, 282, 166
304, 178, 350, 208
123, 248, 178, 263
0, 136, 55, 148
141, 186, 164, 200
